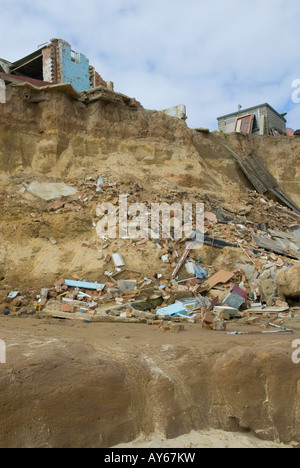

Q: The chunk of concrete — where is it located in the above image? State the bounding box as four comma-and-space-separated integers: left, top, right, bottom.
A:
117, 280, 137, 294
276, 265, 300, 298
28, 182, 77, 201
112, 253, 126, 268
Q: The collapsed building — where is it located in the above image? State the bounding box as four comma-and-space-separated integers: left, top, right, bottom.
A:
0, 38, 189, 119
0, 38, 114, 93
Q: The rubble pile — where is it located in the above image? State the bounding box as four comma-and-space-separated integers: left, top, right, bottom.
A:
2, 176, 300, 336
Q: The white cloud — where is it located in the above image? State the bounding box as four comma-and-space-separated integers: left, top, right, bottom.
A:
1, 0, 300, 129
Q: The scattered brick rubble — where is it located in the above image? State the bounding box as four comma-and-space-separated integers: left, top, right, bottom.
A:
2, 177, 300, 334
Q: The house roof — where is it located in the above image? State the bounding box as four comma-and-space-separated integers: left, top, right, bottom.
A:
217, 103, 287, 123
0, 73, 53, 87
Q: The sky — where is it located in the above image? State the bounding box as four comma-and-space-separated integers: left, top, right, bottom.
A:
1, 0, 300, 130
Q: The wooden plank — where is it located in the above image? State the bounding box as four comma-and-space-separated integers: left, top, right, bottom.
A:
203, 270, 234, 290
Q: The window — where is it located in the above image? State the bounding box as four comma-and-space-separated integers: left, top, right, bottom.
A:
71, 50, 81, 64
252, 115, 259, 132
234, 114, 254, 134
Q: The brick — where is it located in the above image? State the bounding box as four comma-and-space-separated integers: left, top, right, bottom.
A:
203, 310, 214, 324
49, 200, 65, 212
61, 304, 71, 312
246, 317, 260, 325
273, 319, 285, 326
148, 320, 163, 327
262, 312, 271, 319
54, 278, 65, 287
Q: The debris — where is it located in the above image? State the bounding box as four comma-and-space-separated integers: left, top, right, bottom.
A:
205, 212, 218, 224
213, 306, 240, 320
236, 264, 257, 283
175, 297, 203, 311
156, 303, 188, 319
185, 261, 195, 275
265, 323, 294, 334
204, 270, 234, 290
276, 265, 300, 298
245, 306, 289, 315
28, 182, 77, 201
253, 234, 292, 258
171, 243, 193, 279
161, 254, 169, 263
194, 265, 208, 282
112, 253, 126, 268
245, 316, 260, 325
204, 235, 239, 250
161, 323, 185, 333
223, 285, 247, 309
117, 280, 137, 294
64, 280, 105, 291
212, 320, 226, 331
41, 289, 49, 299
8, 291, 19, 299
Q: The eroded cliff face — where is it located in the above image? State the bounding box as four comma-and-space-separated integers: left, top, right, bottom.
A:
0, 84, 208, 183
0, 83, 244, 288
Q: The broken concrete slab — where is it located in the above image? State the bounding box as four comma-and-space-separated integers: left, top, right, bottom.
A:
252, 234, 292, 258
236, 264, 258, 283
112, 253, 126, 268
28, 182, 78, 201
117, 280, 137, 294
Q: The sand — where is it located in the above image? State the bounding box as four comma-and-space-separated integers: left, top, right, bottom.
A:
114, 429, 295, 449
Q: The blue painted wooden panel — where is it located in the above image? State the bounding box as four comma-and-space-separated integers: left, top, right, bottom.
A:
59, 44, 91, 92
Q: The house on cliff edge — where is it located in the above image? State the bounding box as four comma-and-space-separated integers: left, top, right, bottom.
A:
217, 103, 287, 136
0, 38, 113, 94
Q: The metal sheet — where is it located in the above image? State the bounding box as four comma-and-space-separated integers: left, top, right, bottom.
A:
65, 280, 105, 291
252, 234, 291, 257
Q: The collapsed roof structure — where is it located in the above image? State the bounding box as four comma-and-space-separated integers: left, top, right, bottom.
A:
0, 38, 113, 93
